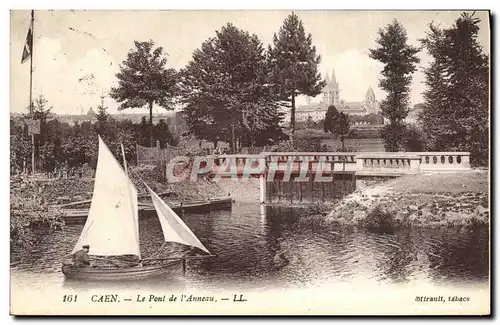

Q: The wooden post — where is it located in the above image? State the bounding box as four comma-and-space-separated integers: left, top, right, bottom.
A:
259, 173, 266, 204
268, 180, 272, 204
309, 175, 314, 203
156, 140, 161, 164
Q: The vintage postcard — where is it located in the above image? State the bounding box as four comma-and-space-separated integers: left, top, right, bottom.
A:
9, 9, 490, 316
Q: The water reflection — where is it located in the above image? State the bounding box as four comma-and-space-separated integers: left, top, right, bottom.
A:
11, 203, 489, 290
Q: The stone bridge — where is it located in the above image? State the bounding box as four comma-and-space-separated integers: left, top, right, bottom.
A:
204, 151, 471, 204
210, 151, 471, 176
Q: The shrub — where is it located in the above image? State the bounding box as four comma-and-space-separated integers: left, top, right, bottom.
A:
10, 176, 64, 249
359, 206, 396, 233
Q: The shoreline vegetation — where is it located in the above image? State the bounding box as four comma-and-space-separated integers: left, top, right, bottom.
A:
310, 170, 489, 232
9, 166, 225, 249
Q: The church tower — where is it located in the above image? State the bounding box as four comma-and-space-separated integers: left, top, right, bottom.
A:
364, 87, 376, 112
322, 68, 340, 107
329, 68, 340, 106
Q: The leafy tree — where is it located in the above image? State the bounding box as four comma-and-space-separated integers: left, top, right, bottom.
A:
419, 12, 489, 165
323, 105, 338, 134
268, 12, 325, 142
153, 119, 175, 148
10, 135, 31, 173
240, 109, 288, 147
180, 23, 277, 152
403, 123, 425, 151
369, 19, 420, 151
39, 142, 56, 172
334, 112, 351, 152
138, 116, 149, 146
324, 105, 351, 152
110, 40, 178, 147
114, 119, 138, 165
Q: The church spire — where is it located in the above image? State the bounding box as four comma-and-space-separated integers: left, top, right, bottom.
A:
329, 68, 338, 90
325, 70, 330, 85
365, 86, 375, 99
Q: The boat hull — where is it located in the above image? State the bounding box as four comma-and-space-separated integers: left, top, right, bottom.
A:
61, 260, 183, 281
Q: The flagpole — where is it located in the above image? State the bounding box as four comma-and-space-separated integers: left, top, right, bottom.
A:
29, 9, 35, 176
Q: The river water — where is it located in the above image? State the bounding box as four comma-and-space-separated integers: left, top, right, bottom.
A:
11, 203, 489, 294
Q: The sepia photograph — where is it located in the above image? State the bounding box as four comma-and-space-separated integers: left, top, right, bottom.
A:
9, 8, 491, 316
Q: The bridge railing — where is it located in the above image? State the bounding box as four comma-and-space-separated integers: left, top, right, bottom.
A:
355, 153, 421, 176
415, 152, 471, 171
196, 151, 472, 177
261, 152, 357, 172
207, 154, 265, 176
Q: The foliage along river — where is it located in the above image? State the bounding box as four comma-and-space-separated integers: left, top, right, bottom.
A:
11, 203, 489, 294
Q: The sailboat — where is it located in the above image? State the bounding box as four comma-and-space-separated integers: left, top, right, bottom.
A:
62, 136, 213, 281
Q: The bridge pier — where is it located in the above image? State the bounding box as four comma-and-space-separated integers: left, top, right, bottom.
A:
264, 171, 356, 204
259, 173, 266, 204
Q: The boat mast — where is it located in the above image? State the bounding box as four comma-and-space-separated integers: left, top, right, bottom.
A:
121, 143, 128, 176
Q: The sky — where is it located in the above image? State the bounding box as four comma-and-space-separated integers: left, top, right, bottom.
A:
9, 10, 490, 115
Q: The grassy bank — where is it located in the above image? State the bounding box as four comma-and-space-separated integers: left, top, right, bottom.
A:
324, 170, 489, 230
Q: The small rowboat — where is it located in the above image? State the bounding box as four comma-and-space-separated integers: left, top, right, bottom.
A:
62, 260, 183, 281
62, 136, 214, 281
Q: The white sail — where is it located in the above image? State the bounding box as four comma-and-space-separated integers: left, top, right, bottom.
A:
145, 184, 211, 255
72, 136, 141, 257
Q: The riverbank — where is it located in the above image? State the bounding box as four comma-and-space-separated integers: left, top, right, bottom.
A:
323, 170, 489, 230
10, 168, 224, 248
10, 166, 225, 205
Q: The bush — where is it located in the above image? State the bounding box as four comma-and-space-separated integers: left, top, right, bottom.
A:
358, 206, 396, 233
10, 176, 64, 249
403, 124, 425, 152
269, 140, 297, 152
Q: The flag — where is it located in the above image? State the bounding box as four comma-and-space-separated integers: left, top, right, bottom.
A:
21, 24, 33, 64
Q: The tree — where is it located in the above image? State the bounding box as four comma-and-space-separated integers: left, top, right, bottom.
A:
403, 123, 425, 151
137, 116, 149, 146
324, 105, 351, 152
334, 112, 351, 152
323, 105, 338, 134
240, 109, 287, 148
180, 23, 277, 152
27, 94, 53, 170
369, 19, 420, 151
153, 119, 175, 148
95, 95, 111, 138
419, 12, 489, 165
110, 40, 178, 146
268, 12, 325, 143
306, 115, 315, 129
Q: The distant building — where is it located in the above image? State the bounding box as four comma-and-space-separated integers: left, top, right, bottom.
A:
293, 68, 382, 123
